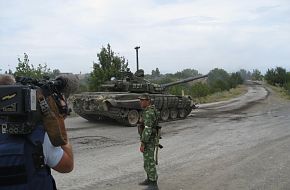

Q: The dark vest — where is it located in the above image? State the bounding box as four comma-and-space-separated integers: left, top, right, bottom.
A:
0, 125, 56, 190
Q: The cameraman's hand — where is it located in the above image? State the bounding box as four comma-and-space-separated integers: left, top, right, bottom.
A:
60, 96, 68, 119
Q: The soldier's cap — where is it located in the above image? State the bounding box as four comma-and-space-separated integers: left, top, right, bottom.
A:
138, 94, 150, 100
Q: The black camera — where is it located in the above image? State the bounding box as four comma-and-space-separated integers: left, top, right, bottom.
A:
1, 76, 68, 134
0, 75, 77, 135
0, 84, 38, 135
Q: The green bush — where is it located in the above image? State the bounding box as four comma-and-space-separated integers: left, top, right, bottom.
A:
283, 82, 290, 95
190, 82, 210, 98
265, 67, 287, 87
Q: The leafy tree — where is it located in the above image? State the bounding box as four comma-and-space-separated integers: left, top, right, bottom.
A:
151, 75, 173, 85
14, 53, 52, 79
229, 72, 244, 88
265, 67, 287, 87
251, 69, 263, 81
89, 44, 128, 91
286, 72, 290, 84
264, 68, 275, 85
50, 69, 61, 78
207, 68, 231, 92
190, 82, 210, 98
168, 85, 184, 96
151, 68, 161, 78
275, 67, 287, 86
78, 74, 90, 92
284, 72, 290, 95
174, 69, 199, 79
238, 69, 251, 80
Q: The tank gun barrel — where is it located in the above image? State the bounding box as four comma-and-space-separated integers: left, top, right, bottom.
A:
161, 74, 208, 89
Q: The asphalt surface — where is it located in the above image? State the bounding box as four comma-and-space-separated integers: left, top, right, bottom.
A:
53, 81, 290, 190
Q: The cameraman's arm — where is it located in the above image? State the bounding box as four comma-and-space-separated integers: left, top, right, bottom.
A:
43, 133, 74, 173
53, 142, 74, 173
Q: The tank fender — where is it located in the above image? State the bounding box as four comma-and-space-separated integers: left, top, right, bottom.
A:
105, 99, 118, 107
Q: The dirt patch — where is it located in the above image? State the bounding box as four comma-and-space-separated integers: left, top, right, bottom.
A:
70, 136, 122, 150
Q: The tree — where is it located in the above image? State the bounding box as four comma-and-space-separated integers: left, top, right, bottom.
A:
229, 72, 244, 88
265, 67, 287, 87
238, 69, 251, 80
274, 67, 287, 86
89, 44, 128, 91
251, 69, 263, 81
190, 82, 210, 98
174, 69, 199, 79
50, 69, 61, 78
207, 68, 231, 92
151, 68, 160, 78
285, 72, 290, 94
14, 53, 52, 79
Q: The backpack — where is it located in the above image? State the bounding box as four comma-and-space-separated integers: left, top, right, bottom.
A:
0, 124, 56, 190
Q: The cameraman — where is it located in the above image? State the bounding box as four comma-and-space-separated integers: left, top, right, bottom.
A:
0, 74, 74, 190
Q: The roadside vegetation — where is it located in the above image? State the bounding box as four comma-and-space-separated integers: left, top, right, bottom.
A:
11, 53, 61, 79
3, 44, 289, 102
264, 67, 290, 99
196, 85, 248, 103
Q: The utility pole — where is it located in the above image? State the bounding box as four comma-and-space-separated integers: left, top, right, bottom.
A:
134, 46, 140, 71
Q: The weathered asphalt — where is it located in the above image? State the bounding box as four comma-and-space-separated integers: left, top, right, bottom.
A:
53, 82, 290, 190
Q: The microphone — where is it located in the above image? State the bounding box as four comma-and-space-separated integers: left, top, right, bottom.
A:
0, 74, 16, 85
55, 74, 79, 98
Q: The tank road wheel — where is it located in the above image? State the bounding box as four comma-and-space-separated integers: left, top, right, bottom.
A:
160, 109, 169, 121
170, 109, 178, 119
178, 109, 186, 118
127, 110, 139, 126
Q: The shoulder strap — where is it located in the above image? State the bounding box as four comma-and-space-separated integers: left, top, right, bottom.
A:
148, 105, 160, 129
25, 125, 46, 170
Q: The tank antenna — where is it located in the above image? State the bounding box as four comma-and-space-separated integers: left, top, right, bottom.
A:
134, 46, 140, 71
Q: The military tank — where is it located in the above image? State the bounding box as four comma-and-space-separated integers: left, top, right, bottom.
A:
72, 69, 207, 126
73, 46, 207, 126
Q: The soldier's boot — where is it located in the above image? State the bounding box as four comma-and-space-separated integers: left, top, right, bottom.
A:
139, 178, 150, 186
144, 181, 159, 190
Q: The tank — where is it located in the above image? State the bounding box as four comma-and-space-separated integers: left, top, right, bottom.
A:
72, 69, 208, 126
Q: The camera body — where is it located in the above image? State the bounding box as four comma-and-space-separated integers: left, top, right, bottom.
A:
0, 85, 38, 135
0, 75, 73, 135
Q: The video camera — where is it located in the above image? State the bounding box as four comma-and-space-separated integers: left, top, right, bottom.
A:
0, 75, 76, 135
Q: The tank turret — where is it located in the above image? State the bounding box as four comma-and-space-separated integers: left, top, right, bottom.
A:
100, 69, 208, 94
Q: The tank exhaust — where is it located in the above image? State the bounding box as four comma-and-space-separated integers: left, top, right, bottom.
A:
134, 46, 140, 71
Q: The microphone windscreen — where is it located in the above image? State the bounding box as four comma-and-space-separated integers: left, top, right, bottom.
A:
56, 74, 79, 97
0, 74, 16, 85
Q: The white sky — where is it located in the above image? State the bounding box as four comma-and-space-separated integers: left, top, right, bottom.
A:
1, 0, 290, 75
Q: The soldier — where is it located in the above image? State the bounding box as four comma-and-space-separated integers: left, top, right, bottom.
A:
138, 94, 160, 190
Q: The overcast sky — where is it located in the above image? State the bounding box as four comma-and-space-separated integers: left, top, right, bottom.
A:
1, 0, 290, 75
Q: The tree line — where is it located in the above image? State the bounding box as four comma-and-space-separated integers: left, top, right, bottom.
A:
4, 53, 61, 79
3, 44, 289, 97
264, 67, 290, 94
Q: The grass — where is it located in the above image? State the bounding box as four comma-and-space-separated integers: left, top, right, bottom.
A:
195, 85, 248, 104
265, 83, 290, 100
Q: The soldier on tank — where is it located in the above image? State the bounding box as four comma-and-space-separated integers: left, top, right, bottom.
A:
138, 94, 160, 190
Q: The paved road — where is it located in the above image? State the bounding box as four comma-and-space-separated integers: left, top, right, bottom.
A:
53, 82, 290, 190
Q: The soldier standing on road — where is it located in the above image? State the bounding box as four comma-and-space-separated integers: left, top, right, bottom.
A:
138, 94, 160, 190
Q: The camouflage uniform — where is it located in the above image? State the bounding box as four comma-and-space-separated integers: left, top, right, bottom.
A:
140, 105, 159, 181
